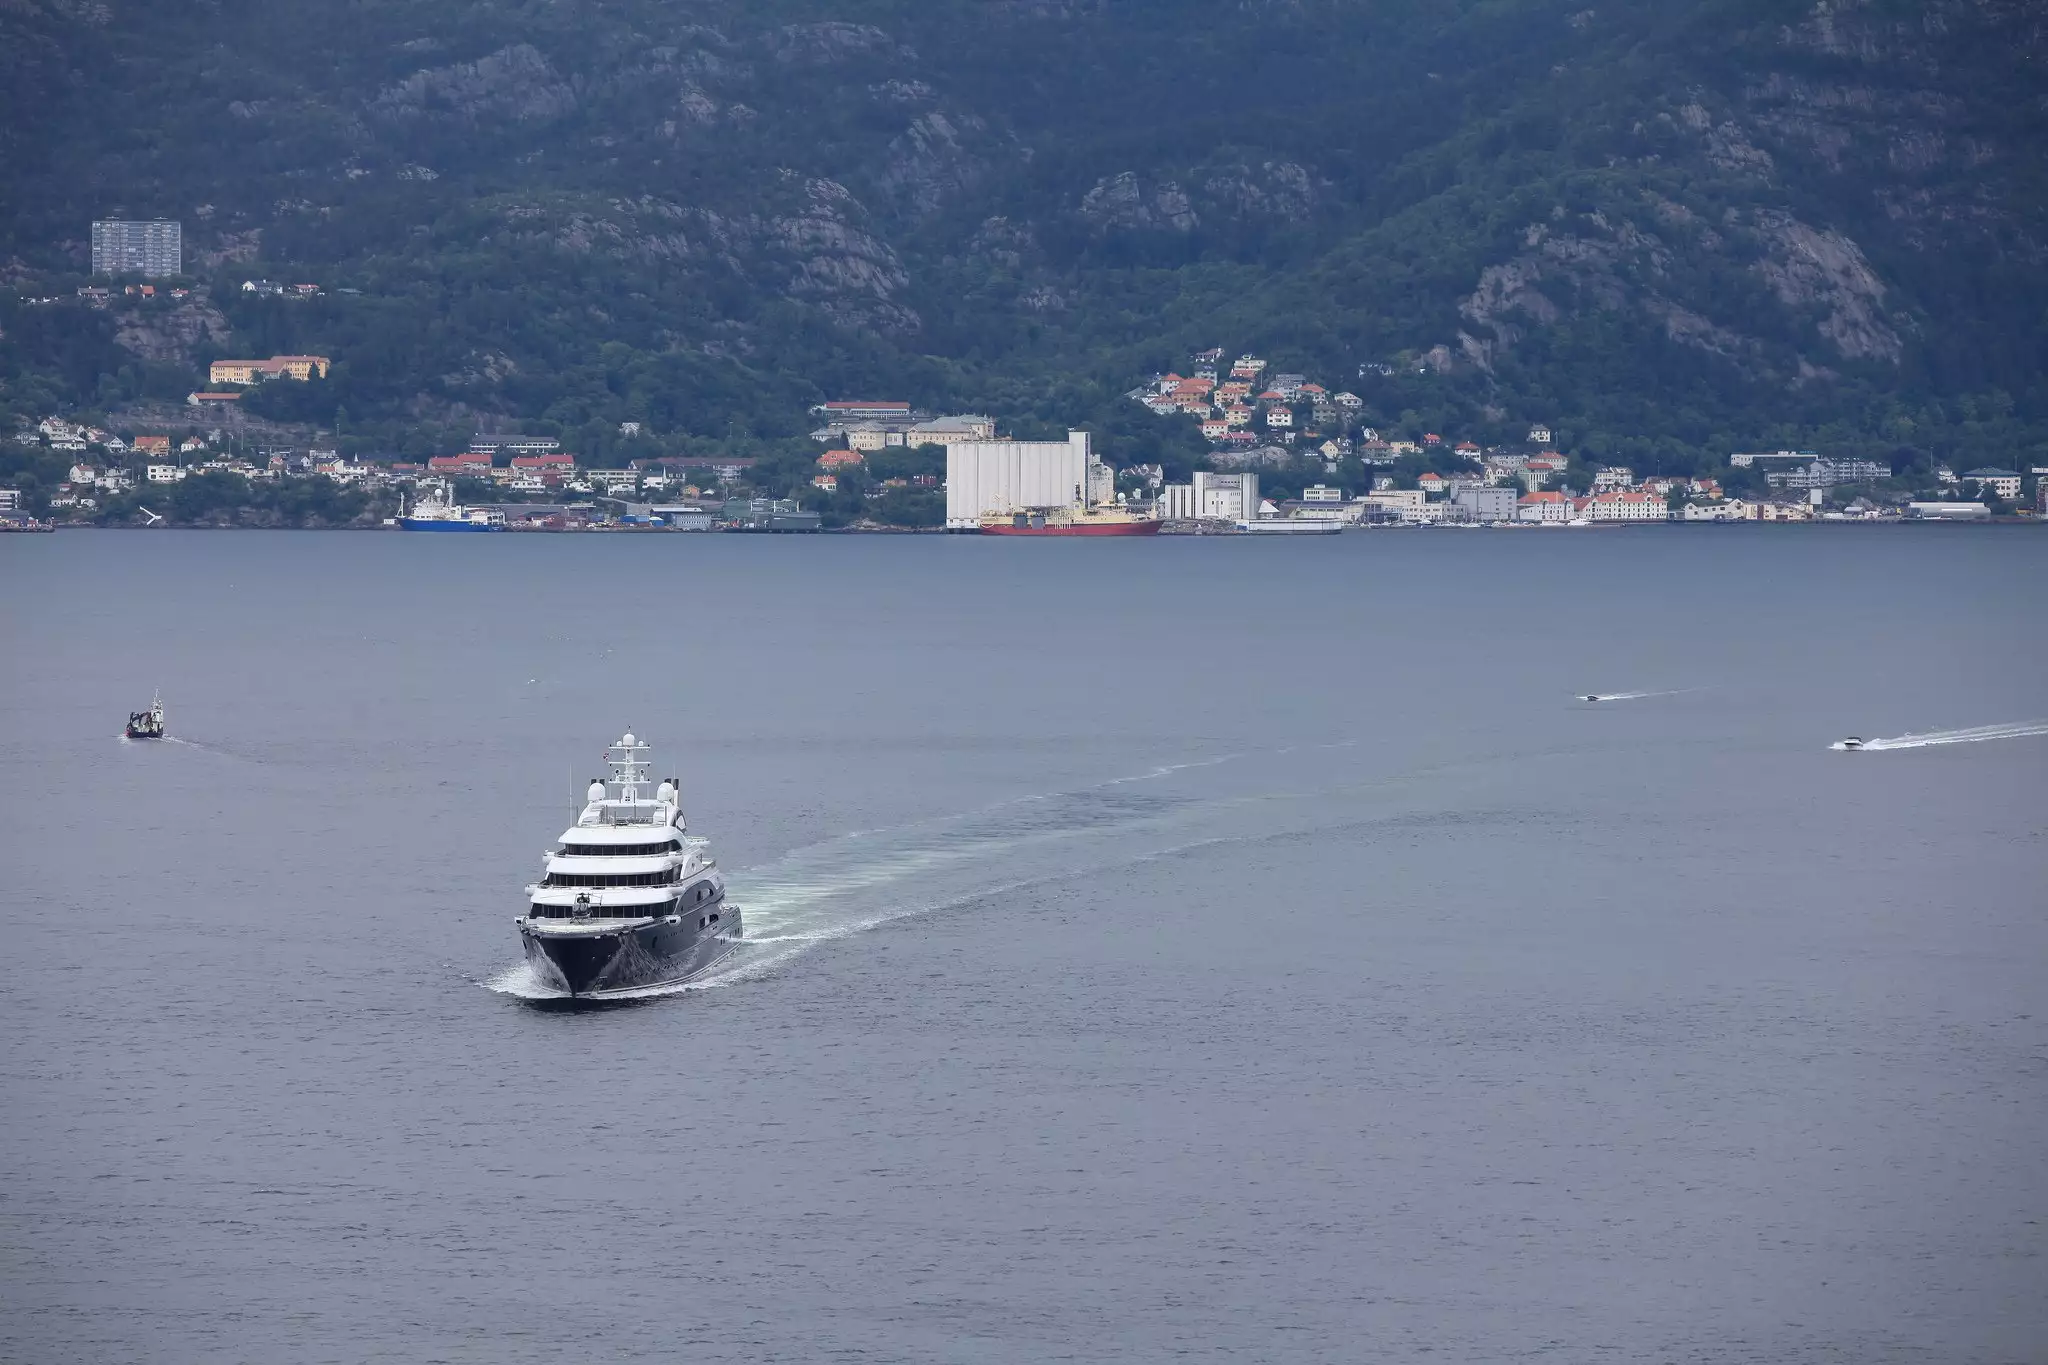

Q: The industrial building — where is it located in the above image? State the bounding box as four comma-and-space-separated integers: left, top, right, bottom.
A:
91, 220, 182, 277
1157, 470, 1258, 522
944, 430, 1095, 529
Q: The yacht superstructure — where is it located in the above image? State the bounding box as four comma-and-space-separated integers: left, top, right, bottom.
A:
516, 732, 738, 997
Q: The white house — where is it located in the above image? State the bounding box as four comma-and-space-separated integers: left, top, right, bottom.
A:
1527, 425, 1553, 445
1592, 466, 1636, 492
1587, 489, 1667, 521
1517, 491, 1571, 523
146, 464, 185, 483
1264, 407, 1294, 429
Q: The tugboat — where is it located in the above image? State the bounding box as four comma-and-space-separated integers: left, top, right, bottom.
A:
125, 692, 165, 739
516, 732, 740, 999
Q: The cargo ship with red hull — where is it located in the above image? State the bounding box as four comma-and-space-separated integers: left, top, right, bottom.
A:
980, 506, 1163, 536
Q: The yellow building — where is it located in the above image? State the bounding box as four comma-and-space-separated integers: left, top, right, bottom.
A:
208, 354, 332, 385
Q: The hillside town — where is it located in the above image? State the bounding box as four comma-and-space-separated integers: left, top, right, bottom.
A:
3, 340, 2042, 531
1122, 348, 2043, 526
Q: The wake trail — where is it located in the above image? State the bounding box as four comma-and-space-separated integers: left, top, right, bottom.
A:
1831, 720, 2048, 752
1579, 688, 1698, 703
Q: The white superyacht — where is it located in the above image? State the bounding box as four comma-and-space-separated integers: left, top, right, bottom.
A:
517, 732, 738, 998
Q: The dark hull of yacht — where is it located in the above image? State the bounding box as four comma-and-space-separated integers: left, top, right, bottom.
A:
519, 895, 740, 999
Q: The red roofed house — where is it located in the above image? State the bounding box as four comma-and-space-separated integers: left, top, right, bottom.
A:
1423, 433, 1443, 446
428, 452, 492, 474
133, 435, 171, 457
1418, 471, 1450, 493
1517, 490, 1571, 523
817, 449, 865, 469
510, 453, 575, 470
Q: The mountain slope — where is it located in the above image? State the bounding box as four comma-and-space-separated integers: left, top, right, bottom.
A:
3, 0, 2044, 470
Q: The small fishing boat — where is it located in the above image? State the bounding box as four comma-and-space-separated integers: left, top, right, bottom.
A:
126, 692, 165, 739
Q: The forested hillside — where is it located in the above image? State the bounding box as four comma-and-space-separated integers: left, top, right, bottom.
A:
3, 0, 2045, 473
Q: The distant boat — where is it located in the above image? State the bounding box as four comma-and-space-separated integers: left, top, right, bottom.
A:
126, 691, 165, 739
980, 506, 1162, 536
399, 493, 505, 532
1839, 736, 1865, 751
1233, 518, 1341, 535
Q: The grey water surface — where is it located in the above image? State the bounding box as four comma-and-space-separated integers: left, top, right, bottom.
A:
2, 527, 2045, 1364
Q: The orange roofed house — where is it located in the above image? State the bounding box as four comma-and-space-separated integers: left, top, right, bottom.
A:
816, 449, 865, 469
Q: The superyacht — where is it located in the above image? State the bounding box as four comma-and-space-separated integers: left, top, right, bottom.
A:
517, 732, 738, 998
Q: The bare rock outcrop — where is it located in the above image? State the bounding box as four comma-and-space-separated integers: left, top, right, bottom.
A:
372, 44, 576, 124
1078, 172, 1197, 233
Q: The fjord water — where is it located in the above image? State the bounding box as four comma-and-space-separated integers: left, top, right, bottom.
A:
3, 527, 2044, 1364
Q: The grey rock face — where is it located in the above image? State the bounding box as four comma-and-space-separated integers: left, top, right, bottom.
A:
1201, 161, 1317, 221
880, 111, 990, 216
1078, 172, 1198, 232
372, 44, 576, 124
1746, 209, 1901, 362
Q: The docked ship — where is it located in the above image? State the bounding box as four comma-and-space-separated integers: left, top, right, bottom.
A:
125, 692, 165, 739
516, 732, 739, 999
399, 492, 505, 532
980, 505, 1162, 536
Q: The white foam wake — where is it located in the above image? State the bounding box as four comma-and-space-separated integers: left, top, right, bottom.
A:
1579, 688, 1693, 703
1830, 720, 2048, 752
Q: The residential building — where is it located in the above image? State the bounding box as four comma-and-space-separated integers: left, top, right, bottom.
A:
470, 434, 560, 456
91, 219, 182, 277
1300, 484, 1343, 503
906, 415, 997, 447
1766, 457, 1890, 490
132, 436, 171, 457
1587, 489, 1668, 521
0, 489, 19, 511
1728, 449, 1818, 469
1264, 407, 1294, 429
1526, 425, 1552, 445
843, 426, 892, 452
1417, 472, 1449, 494
1517, 491, 1571, 523
428, 452, 493, 475
146, 464, 185, 483
812, 474, 838, 492
817, 449, 865, 470
1592, 466, 1636, 492
208, 355, 332, 385
812, 400, 912, 422
1962, 467, 2022, 499
185, 392, 243, 406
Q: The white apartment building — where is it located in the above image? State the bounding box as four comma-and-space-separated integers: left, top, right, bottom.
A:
1592, 466, 1636, 492
1587, 490, 1667, 521
1517, 492, 1571, 522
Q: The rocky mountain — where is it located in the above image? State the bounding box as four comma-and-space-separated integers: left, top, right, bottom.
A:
2, 0, 2044, 468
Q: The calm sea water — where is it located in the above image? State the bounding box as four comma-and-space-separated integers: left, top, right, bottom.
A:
3, 527, 2045, 1364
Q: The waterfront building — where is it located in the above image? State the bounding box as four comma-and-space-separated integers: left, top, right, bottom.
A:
943, 430, 1093, 529
91, 219, 182, 277
1453, 485, 1518, 523
1517, 491, 1571, 523
1962, 468, 2022, 499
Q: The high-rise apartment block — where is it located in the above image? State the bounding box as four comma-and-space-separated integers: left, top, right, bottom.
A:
91, 220, 182, 277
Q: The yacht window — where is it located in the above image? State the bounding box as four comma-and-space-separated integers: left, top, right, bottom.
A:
559, 840, 681, 857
